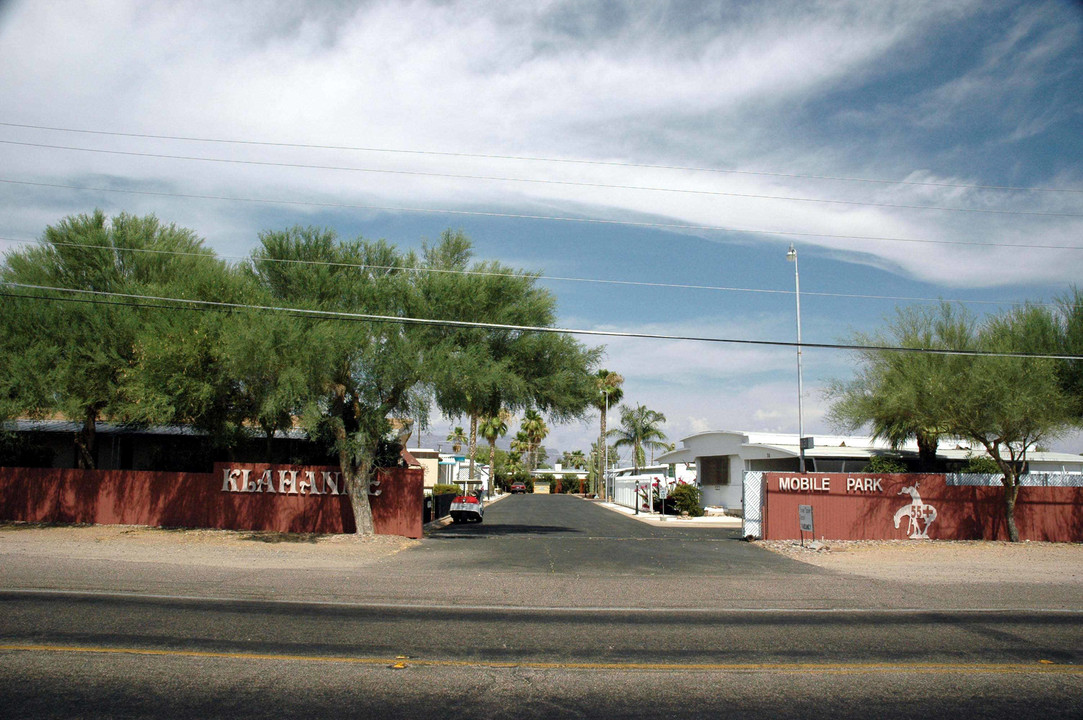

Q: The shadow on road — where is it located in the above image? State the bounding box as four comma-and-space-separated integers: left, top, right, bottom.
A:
432, 523, 578, 538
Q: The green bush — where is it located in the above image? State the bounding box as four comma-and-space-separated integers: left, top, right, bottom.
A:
549, 477, 586, 494
864, 455, 907, 473
669, 483, 703, 516
432, 483, 463, 496
961, 455, 1000, 474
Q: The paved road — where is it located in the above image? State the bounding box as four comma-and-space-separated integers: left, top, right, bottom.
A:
2, 590, 1080, 719
1, 494, 1080, 718
433, 493, 796, 576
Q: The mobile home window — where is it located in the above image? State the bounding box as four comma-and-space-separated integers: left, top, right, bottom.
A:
698, 456, 729, 485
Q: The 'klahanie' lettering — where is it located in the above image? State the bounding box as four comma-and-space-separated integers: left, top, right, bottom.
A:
221, 467, 345, 496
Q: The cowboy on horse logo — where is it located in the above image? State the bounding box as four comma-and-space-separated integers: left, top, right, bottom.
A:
893, 483, 938, 539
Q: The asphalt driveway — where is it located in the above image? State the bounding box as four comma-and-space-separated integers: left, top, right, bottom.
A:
428, 493, 821, 577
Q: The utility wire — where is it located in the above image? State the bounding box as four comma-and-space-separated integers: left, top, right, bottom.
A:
3, 139, 1080, 218
2, 120, 1079, 195
4, 282, 1081, 360
0, 235, 1064, 309
3, 178, 1082, 251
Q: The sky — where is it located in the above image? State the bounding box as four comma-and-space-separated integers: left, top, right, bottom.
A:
1, 0, 1082, 463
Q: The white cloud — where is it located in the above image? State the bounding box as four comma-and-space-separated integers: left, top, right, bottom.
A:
3, 0, 1076, 289
2, 0, 1081, 459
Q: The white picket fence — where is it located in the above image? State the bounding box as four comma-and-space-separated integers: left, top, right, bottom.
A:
611, 473, 670, 511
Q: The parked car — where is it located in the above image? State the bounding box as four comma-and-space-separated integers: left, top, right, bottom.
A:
510, 481, 527, 494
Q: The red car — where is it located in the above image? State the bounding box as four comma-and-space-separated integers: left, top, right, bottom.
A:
510, 482, 528, 494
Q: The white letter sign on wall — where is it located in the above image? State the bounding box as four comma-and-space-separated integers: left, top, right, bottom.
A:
778, 476, 830, 492
220, 467, 347, 496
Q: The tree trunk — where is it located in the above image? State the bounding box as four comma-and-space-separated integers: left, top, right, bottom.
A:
342, 454, 376, 536
468, 412, 478, 482
74, 409, 97, 470
916, 432, 939, 472
488, 440, 497, 497
986, 441, 1022, 543
1003, 479, 1020, 543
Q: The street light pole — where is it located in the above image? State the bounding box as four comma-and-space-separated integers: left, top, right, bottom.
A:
786, 243, 806, 473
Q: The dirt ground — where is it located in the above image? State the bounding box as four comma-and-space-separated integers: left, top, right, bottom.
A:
1, 523, 1080, 585
755, 538, 1083, 584
0, 523, 419, 570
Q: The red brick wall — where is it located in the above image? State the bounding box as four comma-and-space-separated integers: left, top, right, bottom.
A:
0, 463, 423, 538
763, 473, 1083, 542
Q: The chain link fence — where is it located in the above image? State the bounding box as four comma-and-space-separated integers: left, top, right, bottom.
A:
947, 473, 1083, 487
742, 471, 763, 538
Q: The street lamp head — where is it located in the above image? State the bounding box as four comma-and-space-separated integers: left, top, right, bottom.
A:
786, 243, 797, 262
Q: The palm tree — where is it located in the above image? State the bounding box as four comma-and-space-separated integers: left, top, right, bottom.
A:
446, 426, 468, 453
509, 430, 531, 464
561, 449, 587, 469
593, 370, 623, 496
608, 403, 668, 475
479, 409, 510, 493
520, 409, 549, 471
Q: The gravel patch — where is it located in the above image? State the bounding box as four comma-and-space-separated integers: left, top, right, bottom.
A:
754, 539, 1083, 584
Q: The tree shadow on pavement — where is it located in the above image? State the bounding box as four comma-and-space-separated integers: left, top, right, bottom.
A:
431, 523, 577, 538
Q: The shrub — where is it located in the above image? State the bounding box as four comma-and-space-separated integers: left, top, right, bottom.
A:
864, 455, 907, 473
669, 483, 703, 517
549, 477, 585, 494
961, 454, 1000, 474
432, 483, 462, 496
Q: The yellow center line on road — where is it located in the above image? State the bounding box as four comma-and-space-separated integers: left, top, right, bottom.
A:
1, 644, 1079, 675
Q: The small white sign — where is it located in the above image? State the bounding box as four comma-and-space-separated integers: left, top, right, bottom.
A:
798, 504, 814, 533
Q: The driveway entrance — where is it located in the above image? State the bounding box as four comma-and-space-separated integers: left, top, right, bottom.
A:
430, 493, 808, 577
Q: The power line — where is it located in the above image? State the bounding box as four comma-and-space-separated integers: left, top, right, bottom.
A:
2, 120, 1079, 195
4, 282, 1080, 360
3, 178, 1082, 251
4, 139, 1080, 219
0, 235, 1063, 309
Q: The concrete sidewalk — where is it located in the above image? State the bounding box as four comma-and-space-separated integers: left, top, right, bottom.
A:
595, 500, 743, 528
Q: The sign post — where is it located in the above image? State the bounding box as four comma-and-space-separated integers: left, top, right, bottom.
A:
798, 504, 814, 547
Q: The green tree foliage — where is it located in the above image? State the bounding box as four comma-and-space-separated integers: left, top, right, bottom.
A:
478, 409, 509, 490
863, 455, 907, 474
2, 213, 605, 536
246, 226, 424, 535
419, 230, 599, 481
592, 369, 623, 496
560, 449, 587, 469
826, 303, 975, 471
0, 210, 224, 467
960, 454, 1000, 474
939, 304, 1074, 542
1056, 287, 1083, 419
519, 409, 549, 471
608, 404, 668, 474
829, 302, 1077, 542
446, 426, 468, 451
